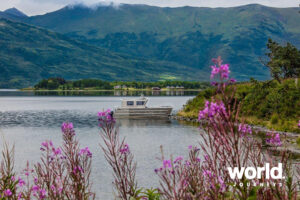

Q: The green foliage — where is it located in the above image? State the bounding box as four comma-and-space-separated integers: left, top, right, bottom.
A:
266, 39, 300, 81
129, 188, 160, 200
181, 79, 300, 133
34, 77, 66, 90
141, 188, 160, 200
296, 137, 300, 147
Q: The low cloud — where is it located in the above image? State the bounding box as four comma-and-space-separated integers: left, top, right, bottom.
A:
0, 0, 299, 16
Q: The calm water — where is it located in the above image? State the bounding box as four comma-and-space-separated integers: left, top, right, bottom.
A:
0, 92, 202, 199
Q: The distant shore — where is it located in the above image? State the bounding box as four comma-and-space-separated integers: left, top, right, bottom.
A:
20, 88, 203, 92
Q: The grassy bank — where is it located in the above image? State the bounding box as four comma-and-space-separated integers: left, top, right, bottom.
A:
178, 78, 300, 133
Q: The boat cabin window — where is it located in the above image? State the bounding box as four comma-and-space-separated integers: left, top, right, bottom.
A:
136, 101, 145, 105
127, 101, 134, 106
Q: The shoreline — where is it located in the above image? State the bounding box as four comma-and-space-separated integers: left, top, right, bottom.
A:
171, 114, 300, 157
171, 114, 299, 137
20, 88, 203, 92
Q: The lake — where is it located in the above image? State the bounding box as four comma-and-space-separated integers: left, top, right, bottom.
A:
0, 91, 202, 199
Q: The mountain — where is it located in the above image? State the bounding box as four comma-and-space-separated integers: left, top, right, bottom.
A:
23, 4, 300, 81
0, 8, 27, 20
0, 18, 200, 88
4, 8, 27, 18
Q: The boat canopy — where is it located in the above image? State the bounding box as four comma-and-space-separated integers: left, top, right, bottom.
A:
121, 97, 148, 108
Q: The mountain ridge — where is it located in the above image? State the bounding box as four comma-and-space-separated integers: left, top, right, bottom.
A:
0, 18, 201, 88
21, 3, 300, 80
1, 4, 300, 87
4, 8, 27, 18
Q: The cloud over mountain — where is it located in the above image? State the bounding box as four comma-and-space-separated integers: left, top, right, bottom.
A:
0, 0, 299, 16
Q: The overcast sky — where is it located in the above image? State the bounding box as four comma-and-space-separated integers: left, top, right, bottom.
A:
0, 0, 299, 16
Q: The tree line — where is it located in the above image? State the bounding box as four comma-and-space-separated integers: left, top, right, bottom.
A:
34, 78, 211, 90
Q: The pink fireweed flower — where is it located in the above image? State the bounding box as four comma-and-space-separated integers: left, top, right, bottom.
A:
18, 177, 25, 187
238, 123, 252, 136
174, 156, 183, 164
98, 109, 115, 126
229, 78, 237, 83
4, 189, 12, 197
210, 64, 230, 80
204, 154, 210, 161
61, 122, 73, 132
39, 189, 47, 199
185, 160, 191, 166
210, 81, 218, 86
218, 177, 226, 192
11, 176, 15, 181
210, 65, 220, 79
219, 64, 229, 79
120, 144, 130, 154
188, 145, 193, 150
53, 147, 62, 156
61, 122, 75, 137
73, 166, 83, 174
154, 167, 163, 173
41, 141, 49, 149
298, 120, 300, 128
266, 132, 282, 146
212, 56, 223, 66
198, 100, 226, 121
32, 185, 40, 192
51, 185, 56, 192
79, 147, 92, 158
203, 170, 212, 178
163, 160, 172, 168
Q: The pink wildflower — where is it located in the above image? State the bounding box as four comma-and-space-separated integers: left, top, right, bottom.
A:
163, 160, 172, 168
238, 123, 252, 136
61, 122, 73, 132
79, 147, 92, 157
218, 177, 226, 192
18, 177, 25, 187
4, 189, 12, 197
212, 56, 223, 66
98, 109, 115, 126
120, 144, 130, 154
266, 132, 282, 146
203, 170, 212, 177
198, 100, 226, 120
174, 156, 183, 163
219, 64, 229, 79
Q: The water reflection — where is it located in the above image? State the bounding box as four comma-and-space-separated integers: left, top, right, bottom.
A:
35, 90, 196, 96
117, 119, 172, 127
0, 111, 173, 128
0, 90, 199, 97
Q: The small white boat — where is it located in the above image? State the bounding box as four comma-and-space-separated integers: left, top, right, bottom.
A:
114, 96, 172, 119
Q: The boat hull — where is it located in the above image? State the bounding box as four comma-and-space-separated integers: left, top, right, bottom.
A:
114, 107, 172, 119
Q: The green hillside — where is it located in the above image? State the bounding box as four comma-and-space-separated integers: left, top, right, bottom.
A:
24, 4, 300, 80
179, 79, 300, 133
0, 19, 201, 88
